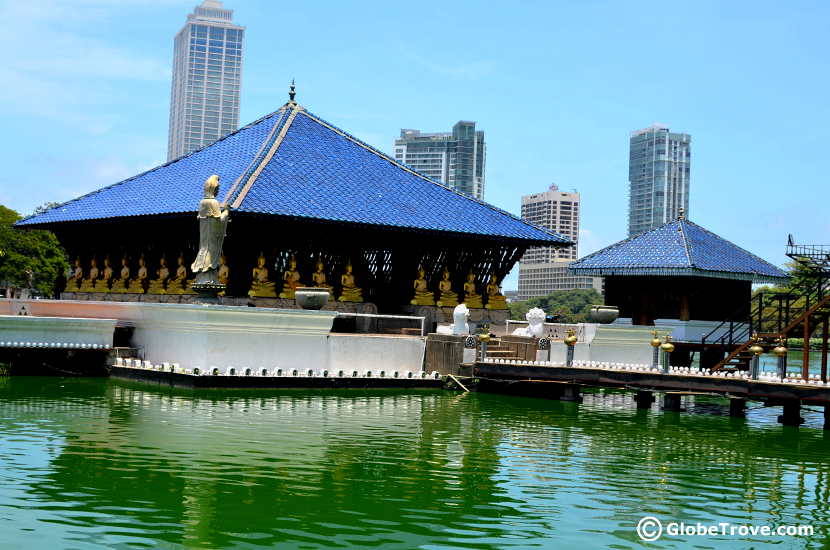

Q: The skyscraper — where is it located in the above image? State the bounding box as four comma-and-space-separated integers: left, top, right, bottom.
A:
627, 124, 691, 237
393, 121, 486, 199
167, 0, 244, 161
517, 184, 602, 300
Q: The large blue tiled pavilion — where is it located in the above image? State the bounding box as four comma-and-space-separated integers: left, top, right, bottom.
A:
570, 215, 788, 326
17, 98, 569, 310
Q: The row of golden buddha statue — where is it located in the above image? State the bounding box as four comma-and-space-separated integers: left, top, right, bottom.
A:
248, 254, 363, 302
410, 267, 507, 310
67, 253, 228, 295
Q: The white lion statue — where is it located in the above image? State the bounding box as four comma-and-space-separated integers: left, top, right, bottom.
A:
436, 303, 470, 335
512, 307, 546, 338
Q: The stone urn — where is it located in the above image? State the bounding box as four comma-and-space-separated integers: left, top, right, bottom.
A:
295, 287, 330, 310
588, 305, 619, 324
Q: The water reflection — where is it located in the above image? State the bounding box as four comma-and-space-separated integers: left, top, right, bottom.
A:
0, 378, 828, 549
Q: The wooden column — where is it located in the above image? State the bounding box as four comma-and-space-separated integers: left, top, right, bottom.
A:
822, 315, 829, 383
803, 315, 811, 381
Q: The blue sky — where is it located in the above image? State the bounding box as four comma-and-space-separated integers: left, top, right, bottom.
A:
1, 0, 828, 289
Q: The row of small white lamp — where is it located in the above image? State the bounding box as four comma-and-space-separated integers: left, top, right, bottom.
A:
114, 358, 440, 379
0, 341, 109, 349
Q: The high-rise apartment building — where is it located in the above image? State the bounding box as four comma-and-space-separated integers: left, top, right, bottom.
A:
393, 121, 485, 199
628, 124, 691, 237
517, 184, 602, 300
167, 0, 244, 161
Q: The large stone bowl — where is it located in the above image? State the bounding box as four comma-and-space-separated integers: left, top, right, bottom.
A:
588, 305, 619, 324
295, 287, 330, 310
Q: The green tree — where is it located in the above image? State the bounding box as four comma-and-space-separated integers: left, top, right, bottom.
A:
509, 289, 603, 323
0, 205, 68, 296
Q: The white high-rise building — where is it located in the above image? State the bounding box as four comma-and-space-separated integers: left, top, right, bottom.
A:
628, 124, 691, 237
167, 1, 244, 161
393, 121, 486, 200
518, 184, 602, 300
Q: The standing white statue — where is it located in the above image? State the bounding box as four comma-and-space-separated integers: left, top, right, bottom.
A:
512, 307, 546, 338
191, 175, 230, 287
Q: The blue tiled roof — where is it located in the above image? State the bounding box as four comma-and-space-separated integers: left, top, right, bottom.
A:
569, 219, 789, 283
16, 103, 568, 245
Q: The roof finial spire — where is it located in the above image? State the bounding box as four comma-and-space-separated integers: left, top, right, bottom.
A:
288, 79, 296, 103
678, 207, 686, 220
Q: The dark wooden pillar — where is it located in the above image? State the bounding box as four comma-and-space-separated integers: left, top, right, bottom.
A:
634, 390, 655, 409
679, 294, 690, 321
729, 398, 747, 417
803, 315, 811, 380
822, 315, 828, 383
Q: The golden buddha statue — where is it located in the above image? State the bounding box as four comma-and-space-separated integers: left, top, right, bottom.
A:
311, 259, 333, 295
410, 266, 435, 306
462, 270, 483, 308
111, 257, 130, 293
338, 263, 363, 302
125, 255, 148, 294
278, 256, 303, 299
69, 257, 83, 290
96, 256, 114, 292
484, 273, 507, 310
168, 254, 196, 295
78, 257, 99, 292
436, 267, 458, 307
217, 254, 229, 296
248, 252, 277, 298
147, 256, 170, 294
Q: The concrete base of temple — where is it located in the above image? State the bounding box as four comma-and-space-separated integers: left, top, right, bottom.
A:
401, 305, 509, 333
62, 292, 379, 314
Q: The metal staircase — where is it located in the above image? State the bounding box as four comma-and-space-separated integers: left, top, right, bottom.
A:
702, 240, 830, 373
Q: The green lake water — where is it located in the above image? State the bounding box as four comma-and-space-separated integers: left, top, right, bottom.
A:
1, 377, 829, 549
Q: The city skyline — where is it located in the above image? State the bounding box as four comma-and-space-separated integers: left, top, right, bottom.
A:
167, 0, 244, 161
2, 1, 827, 291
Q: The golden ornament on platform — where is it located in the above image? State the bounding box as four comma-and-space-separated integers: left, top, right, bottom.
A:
96, 256, 114, 293
462, 270, 483, 308
278, 256, 302, 299
436, 267, 458, 307
338, 263, 363, 303
484, 274, 507, 310
168, 253, 196, 295
248, 252, 277, 298
111, 257, 131, 293
410, 266, 435, 306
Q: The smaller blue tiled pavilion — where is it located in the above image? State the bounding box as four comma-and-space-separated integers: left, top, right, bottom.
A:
570, 215, 788, 326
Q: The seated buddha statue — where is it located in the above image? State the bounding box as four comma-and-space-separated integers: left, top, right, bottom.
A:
410, 266, 435, 306
484, 274, 507, 310
111, 257, 131, 293
248, 253, 277, 298
69, 257, 83, 291
95, 256, 114, 293
168, 254, 196, 294
338, 263, 363, 302
78, 257, 99, 292
126, 256, 148, 294
436, 267, 458, 307
147, 256, 170, 294
462, 270, 483, 308
278, 256, 303, 299
311, 259, 333, 295
217, 254, 230, 297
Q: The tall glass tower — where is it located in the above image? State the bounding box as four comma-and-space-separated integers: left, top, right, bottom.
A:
627, 124, 691, 236
167, 1, 244, 161
393, 121, 486, 199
